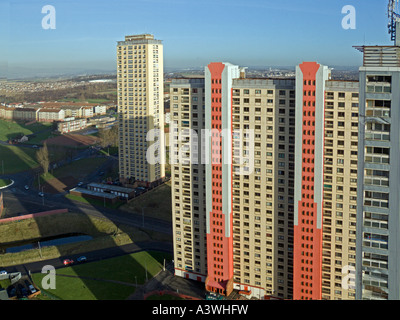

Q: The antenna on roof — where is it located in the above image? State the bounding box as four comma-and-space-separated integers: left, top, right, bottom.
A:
388, 0, 400, 44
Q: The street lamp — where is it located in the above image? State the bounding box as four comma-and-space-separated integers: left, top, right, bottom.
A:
141, 207, 151, 228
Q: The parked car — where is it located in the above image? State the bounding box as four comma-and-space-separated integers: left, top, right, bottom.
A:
63, 259, 74, 266
24, 185, 29, 190
24, 280, 37, 294
7, 286, 16, 298
17, 284, 28, 297
32, 145, 39, 148
77, 256, 87, 263
38, 192, 44, 197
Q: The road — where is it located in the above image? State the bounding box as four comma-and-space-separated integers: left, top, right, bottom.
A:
3, 240, 173, 276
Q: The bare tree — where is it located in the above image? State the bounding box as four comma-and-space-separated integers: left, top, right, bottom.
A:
98, 128, 110, 149
36, 142, 50, 176
99, 126, 118, 149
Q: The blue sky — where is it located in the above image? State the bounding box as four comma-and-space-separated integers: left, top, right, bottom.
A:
2, 0, 393, 76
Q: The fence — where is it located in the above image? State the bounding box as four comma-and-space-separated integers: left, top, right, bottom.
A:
0, 209, 68, 224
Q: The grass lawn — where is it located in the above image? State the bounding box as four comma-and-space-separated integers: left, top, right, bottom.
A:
0, 119, 53, 142
26, 130, 59, 145
0, 278, 11, 290
87, 98, 113, 104
119, 181, 172, 222
0, 145, 39, 174
0, 179, 12, 188
0, 144, 69, 175
65, 193, 124, 210
31, 251, 172, 300
58, 98, 113, 104
99, 146, 118, 156
0, 211, 155, 267
38, 157, 109, 187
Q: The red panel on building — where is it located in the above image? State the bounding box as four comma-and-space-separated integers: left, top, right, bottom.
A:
205, 62, 234, 296
294, 62, 323, 300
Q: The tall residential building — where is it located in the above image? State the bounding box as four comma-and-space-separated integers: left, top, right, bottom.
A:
294, 63, 361, 300
170, 78, 208, 282
117, 34, 165, 187
230, 77, 296, 300
355, 44, 399, 300
321, 80, 359, 300
294, 62, 330, 300
204, 62, 240, 297
172, 63, 297, 300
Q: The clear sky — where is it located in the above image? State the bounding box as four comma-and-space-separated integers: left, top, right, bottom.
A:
1, 0, 394, 77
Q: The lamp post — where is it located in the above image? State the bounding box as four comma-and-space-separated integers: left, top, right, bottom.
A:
141, 207, 150, 228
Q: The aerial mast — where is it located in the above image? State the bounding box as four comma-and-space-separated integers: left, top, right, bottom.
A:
388, 0, 400, 44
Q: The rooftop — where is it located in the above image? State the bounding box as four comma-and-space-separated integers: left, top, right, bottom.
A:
70, 187, 118, 199
87, 182, 135, 194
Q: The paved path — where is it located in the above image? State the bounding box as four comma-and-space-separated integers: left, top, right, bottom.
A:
127, 262, 206, 300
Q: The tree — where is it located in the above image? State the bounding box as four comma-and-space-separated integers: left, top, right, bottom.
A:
98, 128, 110, 149
36, 142, 50, 176
99, 126, 118, 149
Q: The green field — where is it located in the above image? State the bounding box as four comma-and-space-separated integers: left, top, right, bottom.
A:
0, 145, 39, 174
40, 157, 108, 182
0, 144, 71, 175
0, 179, 12, 188
119, 182, 172, 222
0, 119, 53, 142
0, 210, 164, 268
58, 98, 113, 104
27, 130, 59, 145
65, 193, 123, 210
32, 251, 172, 300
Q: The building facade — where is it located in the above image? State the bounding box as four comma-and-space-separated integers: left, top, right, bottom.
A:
171, 64, 297, 300
170, 78, 207, 282
294, 62, 330, 300
117, 34, 165, 186
170, 61, 363, 301
37, 108, 65, 122
57, 117, 87, 134
321, 80, 359, 300
355, 45, 400, 300
230, 77, 296, 299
